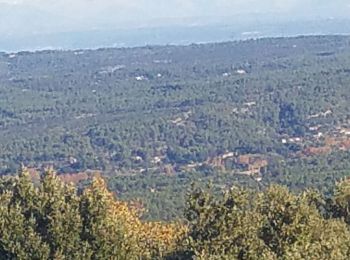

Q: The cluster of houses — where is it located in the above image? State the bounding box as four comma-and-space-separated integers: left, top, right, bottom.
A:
182, 151, 268, 180
281, 120, 350, 157
143, 119, 350, 177
128, 149, 269, 181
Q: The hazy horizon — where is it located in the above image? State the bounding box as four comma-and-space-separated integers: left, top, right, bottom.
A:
1, 0, 350, 51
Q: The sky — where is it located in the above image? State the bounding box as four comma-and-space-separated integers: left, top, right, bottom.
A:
0, 0, 349, 35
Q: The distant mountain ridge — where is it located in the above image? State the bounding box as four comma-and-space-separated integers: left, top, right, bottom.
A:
1, 17, 350, 52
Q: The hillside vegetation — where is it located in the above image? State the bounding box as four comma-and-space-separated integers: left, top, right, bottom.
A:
1, 35, 350, 177
2, 35, 350, 220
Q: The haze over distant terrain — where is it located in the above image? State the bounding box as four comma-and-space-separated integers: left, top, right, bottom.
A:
1, 0, 350, 51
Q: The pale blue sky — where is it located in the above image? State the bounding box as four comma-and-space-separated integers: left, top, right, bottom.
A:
0, 0, 349, 35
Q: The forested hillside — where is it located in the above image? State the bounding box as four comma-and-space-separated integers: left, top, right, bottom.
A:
1, 35, 350, 219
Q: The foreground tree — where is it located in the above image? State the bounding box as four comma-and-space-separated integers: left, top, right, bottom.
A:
183, 183, 350, 259
0, 167, 185, 259
1, 167, 350, 259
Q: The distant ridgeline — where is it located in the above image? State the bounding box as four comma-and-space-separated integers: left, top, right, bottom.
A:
0, 167, 350, 259
0, 35, 350, 219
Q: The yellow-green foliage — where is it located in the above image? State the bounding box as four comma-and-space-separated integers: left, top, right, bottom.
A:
184, 183, 350, 259
0, 168, 185, 259
1, 168, 350, 259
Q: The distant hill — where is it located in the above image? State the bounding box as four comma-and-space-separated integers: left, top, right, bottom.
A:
1, 18, 350, 52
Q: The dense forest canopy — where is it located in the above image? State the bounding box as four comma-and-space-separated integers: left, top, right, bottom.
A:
1, 35, 350, 220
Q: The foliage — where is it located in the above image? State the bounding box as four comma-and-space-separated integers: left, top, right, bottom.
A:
1, 35, 350, 258
0, 168, 185, 259
182, 183, 350, 259
106, 151, 350, 221
1, 36, 350, 222
1, 35, 350, 176
106, 171, 259, 221
1, 168, 350, 259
